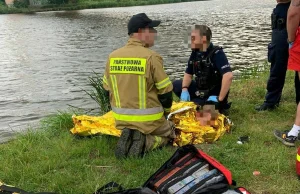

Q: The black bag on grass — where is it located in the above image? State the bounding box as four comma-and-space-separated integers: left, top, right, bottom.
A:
95, 145, 251, 194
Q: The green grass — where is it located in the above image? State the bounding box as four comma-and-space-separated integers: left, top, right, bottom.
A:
0, 0, 207, 14
1, 69, 300, 194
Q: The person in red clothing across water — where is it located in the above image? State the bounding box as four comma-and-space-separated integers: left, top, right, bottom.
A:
274, 0, 300, 146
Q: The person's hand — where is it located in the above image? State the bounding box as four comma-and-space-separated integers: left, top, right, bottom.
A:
206, 95, 220, 110
288, 39, 294, 49
164, 112, 170, 119
289, 42, 294, 49
180, 90, 190, 101
207, 95, 218, 103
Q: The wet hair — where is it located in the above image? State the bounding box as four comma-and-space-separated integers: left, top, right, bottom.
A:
193, 25, 212, 42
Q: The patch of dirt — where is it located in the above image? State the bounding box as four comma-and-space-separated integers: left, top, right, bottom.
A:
89, 149, 100, 159
263, 141, 272, 147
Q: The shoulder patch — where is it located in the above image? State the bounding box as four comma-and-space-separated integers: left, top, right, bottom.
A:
221, 64, 230, 69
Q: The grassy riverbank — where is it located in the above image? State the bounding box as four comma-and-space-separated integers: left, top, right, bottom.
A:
1, 69, 300, 194
0, 0, 205, 14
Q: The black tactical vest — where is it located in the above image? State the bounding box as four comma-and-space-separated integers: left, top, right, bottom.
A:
192, 46, 223, 93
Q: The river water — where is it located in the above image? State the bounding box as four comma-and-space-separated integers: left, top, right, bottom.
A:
0, 0, 275, 143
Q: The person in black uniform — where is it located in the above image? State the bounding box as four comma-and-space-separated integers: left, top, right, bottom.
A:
256, 0, 300, 111
173, 25, 233, 114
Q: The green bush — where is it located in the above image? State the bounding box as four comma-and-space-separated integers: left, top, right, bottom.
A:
13, 0, 29, 8
48, 0, 68, 5
0, 0, 6, 6
68, 0, 78, 4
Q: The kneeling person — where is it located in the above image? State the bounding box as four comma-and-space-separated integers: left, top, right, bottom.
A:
173, 25, 233, 114
103, 13, 176, 159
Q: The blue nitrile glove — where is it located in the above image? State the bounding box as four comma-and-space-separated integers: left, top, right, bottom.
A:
180, 90, 190, 101
207, 95, 218, 103
289, 42, 294, 49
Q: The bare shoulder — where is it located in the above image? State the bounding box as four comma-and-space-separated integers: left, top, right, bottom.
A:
292, 0, 300, 7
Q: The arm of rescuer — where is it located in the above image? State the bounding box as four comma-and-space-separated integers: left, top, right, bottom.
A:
287, 0, 300, 43
219, 72, 233, 101
150, 53, 173, 116
182, 53, 195, 93
213, 49, 233, 102
182, 73, 193, 92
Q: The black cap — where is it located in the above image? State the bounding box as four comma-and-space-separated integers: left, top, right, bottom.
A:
127, 13, 161, 35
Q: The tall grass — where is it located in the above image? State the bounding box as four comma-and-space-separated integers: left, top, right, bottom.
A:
84, 71, 111, 115
239, 61, 270, 79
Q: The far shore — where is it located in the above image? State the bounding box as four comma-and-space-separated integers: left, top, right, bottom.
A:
0, 0, 208, 14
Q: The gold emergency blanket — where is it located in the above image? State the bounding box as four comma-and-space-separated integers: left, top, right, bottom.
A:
70, 102, 233, 146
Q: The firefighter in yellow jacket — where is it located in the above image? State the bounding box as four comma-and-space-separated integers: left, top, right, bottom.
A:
103, 13, 176, 159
